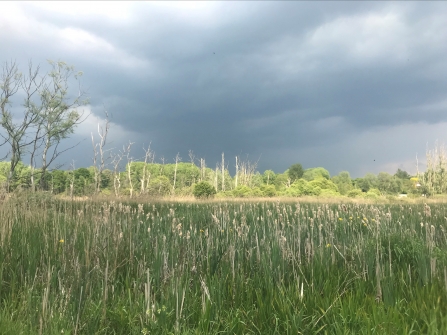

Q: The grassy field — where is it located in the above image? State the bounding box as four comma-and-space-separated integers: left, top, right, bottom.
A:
1, 194, 447, 334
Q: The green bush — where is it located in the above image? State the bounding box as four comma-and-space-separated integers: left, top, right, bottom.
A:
368, 188, 382, 196
193, 181, 216, 199
347, 188, 363, 198
251, 187, 264, 197
232, 185, 253, 197
364, 191, 379, 200
260, 184, 277, 197
148, 176, 172, 196
284, 178, 322, 197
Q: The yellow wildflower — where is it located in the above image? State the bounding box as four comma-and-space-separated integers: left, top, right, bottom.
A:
326, 243, 331, 248
59, 239, 64, 243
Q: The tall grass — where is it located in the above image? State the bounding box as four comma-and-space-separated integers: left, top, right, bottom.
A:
1, 194, 447, 334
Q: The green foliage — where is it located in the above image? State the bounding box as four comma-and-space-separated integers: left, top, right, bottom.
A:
308, 177, 339, 194
148, 176, 171, 197
331, 171, 353, 195
367, 188, 382, 197
395, 168, 411, 179
49, 170, 67, 194
193, 181, 216, 199
302, 167, 330, 181
347, 188, 364, 198
285, 178, 321, 196
72, 167, 94, 195
0, 161, 31, 190
260, 184, 277, 197
377, 172, 400, 194
287, 163, 304, 183
262, 170, 276, 185
2, 199, 447, 333
355, 173, 378, 192
273, 173, 289, 191
232, 185, 253, 197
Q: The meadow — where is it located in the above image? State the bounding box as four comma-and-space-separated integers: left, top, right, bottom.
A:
1, 194, 447, 334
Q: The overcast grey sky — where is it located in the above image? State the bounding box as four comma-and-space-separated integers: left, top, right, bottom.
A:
1, 1, 447, 177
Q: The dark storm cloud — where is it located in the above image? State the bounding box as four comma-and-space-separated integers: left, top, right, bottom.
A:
1, 2, 447, 176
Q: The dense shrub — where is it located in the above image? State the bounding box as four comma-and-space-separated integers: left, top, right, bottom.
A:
232, 185, 252, 197
148, 176, 172, 196
261, 184, 277, 197
193, 181, 216, 199
347, 188, 363, 198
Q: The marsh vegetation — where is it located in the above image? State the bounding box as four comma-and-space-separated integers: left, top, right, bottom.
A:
1, 195, 447, 334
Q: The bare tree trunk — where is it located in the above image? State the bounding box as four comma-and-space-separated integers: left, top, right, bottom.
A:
235, 156, 238, 188
141, 144, 153, 195
91, 132, 98, 194
112, 156, 122, 198
200, 158, 206, 182
215, 164, 218, 190
125, 142, 134, 198
91, 112, 110, 195
221, 152, 225, 191
69, 160, 75, 200
189, 150, 196, 184
173, 153, 181, 193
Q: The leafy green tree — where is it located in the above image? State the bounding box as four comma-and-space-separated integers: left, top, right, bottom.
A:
193, 181, 216, 199
49, 170, 67, 194
232, 185, 253, 197
260, 184, 277, 197
100, 169, 112, 190
148, 176, 171, 197
302, 167, 330, 181
285, 178, 321, 196
274, 173, 289, 190
288, 163, 304, 183
355, 173, 378, 192
331, 171, 353, 195
0, 60, 87, 192
308, 178, 339, 195
73, 168, 94, 195
377, 172, 399, 194
263, 170, 277, 185
394, 169, 411, 180
0, 161, 31, 190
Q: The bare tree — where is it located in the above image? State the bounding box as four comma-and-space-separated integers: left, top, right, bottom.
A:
91, 111, 110, 194
35, 60, 88, 190
0, 60, 88, 192
1, 61, 43, 191
111, 150, 124, 197
235, 156, 238, 188
221, 152, 225, 191
69, 160, 75, 200
200, 158, 206, 182
140, 143, 154, 195
234, 155, 258, 188
214, 164, 218, 190
421, 141, 447, 195
188, 150, 196, 184
124, 141, 134, 198
172, 152, 181, 193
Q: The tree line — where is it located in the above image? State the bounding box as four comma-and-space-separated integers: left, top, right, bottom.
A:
0, 157, 424, 199
0, 60, 441, 199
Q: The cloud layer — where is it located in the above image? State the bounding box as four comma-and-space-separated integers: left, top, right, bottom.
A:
1, 1, 446, 177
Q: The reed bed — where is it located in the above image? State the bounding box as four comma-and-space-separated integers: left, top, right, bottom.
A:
1, 195, 447, 334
